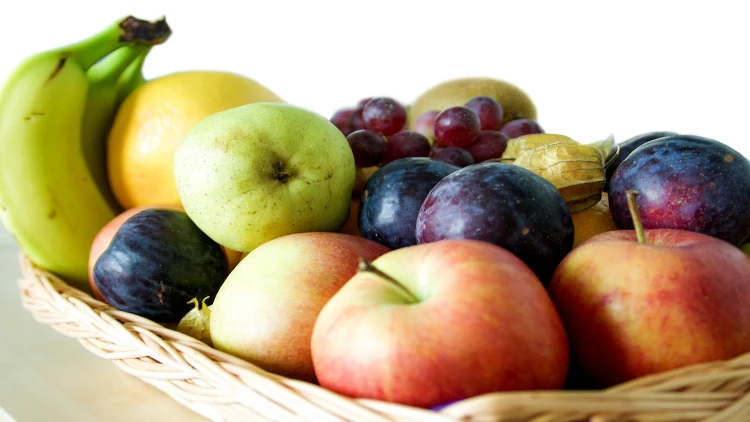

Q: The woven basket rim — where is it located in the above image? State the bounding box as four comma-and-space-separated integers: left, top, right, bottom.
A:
16, 252, 750, 422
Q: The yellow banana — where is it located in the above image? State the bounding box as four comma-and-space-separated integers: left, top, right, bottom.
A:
0, 16, 170, 290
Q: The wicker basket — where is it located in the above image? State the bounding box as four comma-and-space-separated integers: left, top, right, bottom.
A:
17, 252, 750, 422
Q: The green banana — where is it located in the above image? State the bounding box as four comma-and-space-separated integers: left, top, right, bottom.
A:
115, 47, 150, 105
82, 44, 153, 213
0, 16, 170, 290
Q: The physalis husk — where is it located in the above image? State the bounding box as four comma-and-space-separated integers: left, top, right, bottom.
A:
503, 134, 616, 212
176, 297, 212, 346
499, 134, 578, 163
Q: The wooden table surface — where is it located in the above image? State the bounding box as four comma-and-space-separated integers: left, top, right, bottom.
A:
0, 244, 208, 422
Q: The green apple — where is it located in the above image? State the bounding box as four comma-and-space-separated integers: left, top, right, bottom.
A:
742, 243, 750, 257
173, 103, 355, 252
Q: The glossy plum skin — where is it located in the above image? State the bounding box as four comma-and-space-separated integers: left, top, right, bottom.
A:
416, 162, 574, 283
603, 131, 678, 192
359, 158, 459, 249
608, 135, 750, 246
93, 209, 228, 322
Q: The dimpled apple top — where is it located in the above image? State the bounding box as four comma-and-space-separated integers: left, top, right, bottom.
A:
608, 135, 750, 246
173, 103, 356, 252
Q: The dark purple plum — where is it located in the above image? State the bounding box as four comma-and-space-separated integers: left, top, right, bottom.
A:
430, 146, 475, 167
464, 130, 510, 163
603, 131, 678, 192
416, 162, 573, 284
330, 108, 355, 135
499, 118, 544, 139
346, 130, 387, 168
359, 158, 459, 249
608, 134, 750, 246
465, 96, 504, 131
383, 130, 431, 164
433, 106, 481, 148
362, 97, 407, 136
94, 209, 228, 322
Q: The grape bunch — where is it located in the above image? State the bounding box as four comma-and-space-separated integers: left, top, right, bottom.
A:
331, 97, 431, 168
330, 95, 545, 169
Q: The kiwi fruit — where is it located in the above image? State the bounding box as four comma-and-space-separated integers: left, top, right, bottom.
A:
408, 77, 537, 128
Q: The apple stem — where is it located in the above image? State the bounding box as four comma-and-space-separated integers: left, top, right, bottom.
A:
357, 257, 419, 304
626, 189, 647, 244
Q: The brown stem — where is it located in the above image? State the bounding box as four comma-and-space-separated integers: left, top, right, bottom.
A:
119, 16, 172, 45
626, 190, 647, 244
357, 257, 419, 304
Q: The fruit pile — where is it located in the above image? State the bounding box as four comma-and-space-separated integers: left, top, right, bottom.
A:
3, 15, 750, 413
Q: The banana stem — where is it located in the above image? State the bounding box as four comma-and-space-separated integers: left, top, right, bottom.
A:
116, 48, 150, 103
67, 16, 171, 70
87, 44, 150, 84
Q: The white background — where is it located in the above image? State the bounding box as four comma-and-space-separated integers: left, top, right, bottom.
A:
1, 0, 749, 247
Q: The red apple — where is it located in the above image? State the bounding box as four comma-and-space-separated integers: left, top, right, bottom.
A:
209, 232, 390, 383
310, 239, 569, 408
548, 192, 750, 387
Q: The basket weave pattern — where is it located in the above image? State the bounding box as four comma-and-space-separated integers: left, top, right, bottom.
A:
16, 253, 750, 422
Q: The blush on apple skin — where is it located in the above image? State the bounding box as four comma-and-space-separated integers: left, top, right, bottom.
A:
209, 232, 390, 383
608, 134, 750, 246
311, 239, 570, 408
549, 228, 750, 387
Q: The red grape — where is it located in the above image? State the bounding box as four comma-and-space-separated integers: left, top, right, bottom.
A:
414, 110, 440, 140
499, 119, 544, 139
348, 107, 367, 132
464, 96, 503, 131
357, 97, 374, 108
331, 108, 355, 135
433, 106, 481, 148
347, 130, 387, 168
383, 130, 431, 164
363, 97, 407, 136
465, 130, 510, 163
431, 146, 475, 167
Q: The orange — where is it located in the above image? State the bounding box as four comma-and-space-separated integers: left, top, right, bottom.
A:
107, 70, 283, 210
570, 192, 618, 247
339, 199, 361, 237
223, 247, 244, 271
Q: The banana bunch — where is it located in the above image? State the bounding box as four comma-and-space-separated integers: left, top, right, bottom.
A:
0, 16, 171, 290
